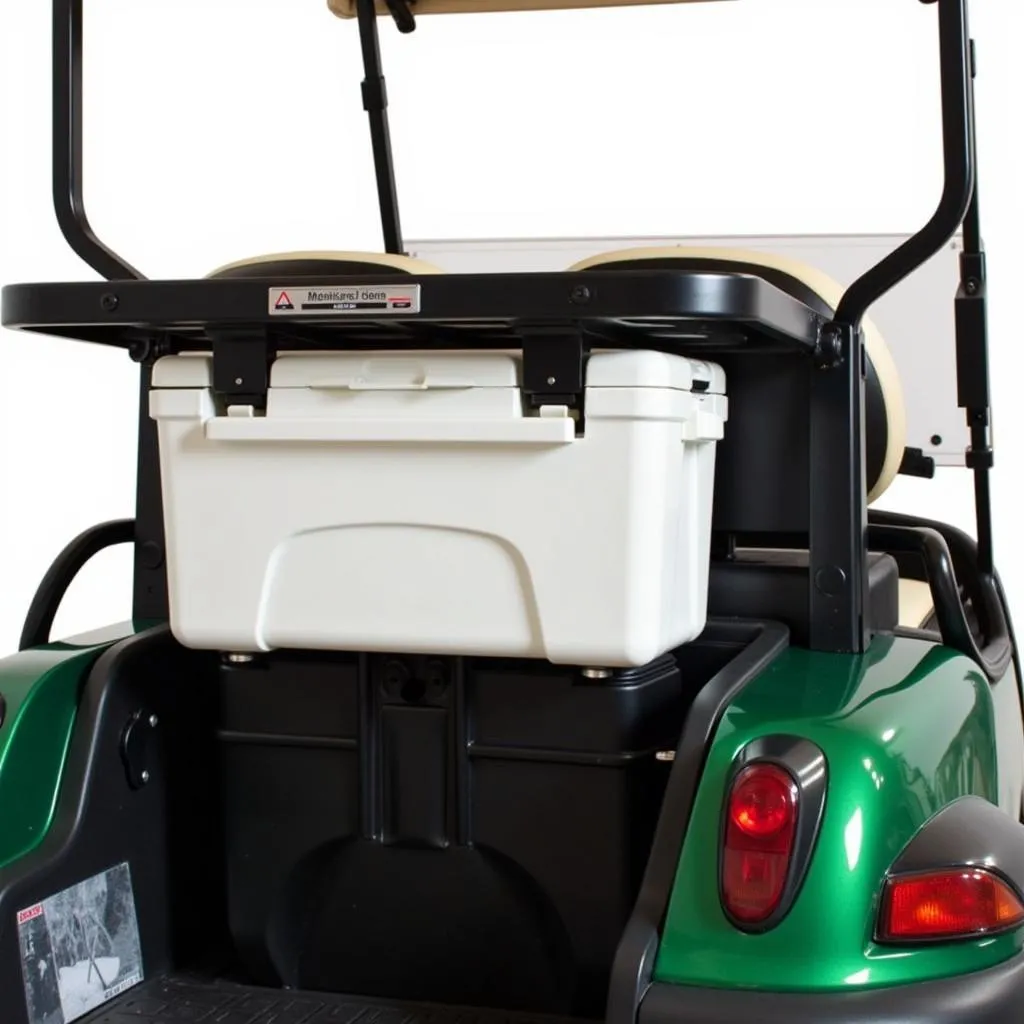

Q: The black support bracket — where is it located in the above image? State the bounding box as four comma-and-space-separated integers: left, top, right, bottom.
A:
808, 324, 868, 654
211, 331, 275, 410
520, 326, 586, 410
899, 447, 937, 479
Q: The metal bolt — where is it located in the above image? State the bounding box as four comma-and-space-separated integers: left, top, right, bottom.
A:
818, 327, 843, 367
966, 279, 979, 295
814, 565, 847, 597
546, 376, 557, 386
225, 652, 254, 664
930, 434, 943, 446
149, 714, 159, 728
570, 284, 591, 305
100, 293, 120, 312
140, 770, 151, 784
139, 541, 164, 570
581, 667, 613, 680
234, 377, 244, 386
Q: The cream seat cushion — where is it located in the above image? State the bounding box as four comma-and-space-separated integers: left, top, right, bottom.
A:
207, 250, 445, 278
329, 0, 728, 18
898, 579, 936, 630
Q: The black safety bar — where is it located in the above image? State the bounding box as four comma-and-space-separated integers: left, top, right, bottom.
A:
869, 510, 1012, 682
19, 519, 136, 651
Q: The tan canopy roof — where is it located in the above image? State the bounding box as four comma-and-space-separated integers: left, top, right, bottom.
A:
329, 0, 727, 18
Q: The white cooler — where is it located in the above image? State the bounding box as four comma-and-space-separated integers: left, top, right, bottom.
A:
150, 348, 727, 667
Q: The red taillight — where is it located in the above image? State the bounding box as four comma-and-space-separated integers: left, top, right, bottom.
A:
879, 869, 1024, 942
721, 763, 798, 925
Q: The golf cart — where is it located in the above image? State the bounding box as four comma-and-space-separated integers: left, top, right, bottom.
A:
1, 0, 1022, 1020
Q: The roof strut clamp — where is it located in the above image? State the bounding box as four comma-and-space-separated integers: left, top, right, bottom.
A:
210, 330, 276, 412
957, 213, 995, 576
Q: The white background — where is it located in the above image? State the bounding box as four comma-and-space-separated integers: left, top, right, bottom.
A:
0, 0, 1021, 651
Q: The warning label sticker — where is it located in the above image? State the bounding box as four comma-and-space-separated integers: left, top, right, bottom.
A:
18, 862, 143, 1024
268, 284, 421, 316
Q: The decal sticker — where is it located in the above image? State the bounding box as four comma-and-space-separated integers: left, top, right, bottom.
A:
18, 863, 143, 1024
268, 284, 422, 316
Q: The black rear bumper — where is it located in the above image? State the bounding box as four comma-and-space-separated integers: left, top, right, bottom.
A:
640, 956, 1024, 1024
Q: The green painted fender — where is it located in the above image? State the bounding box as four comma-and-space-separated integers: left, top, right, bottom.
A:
654, 633, 1023, 992
0, 624, 135, 870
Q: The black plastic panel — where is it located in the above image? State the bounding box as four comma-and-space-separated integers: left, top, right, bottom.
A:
218, 650, 685, 1017
0, 629, 223, 1024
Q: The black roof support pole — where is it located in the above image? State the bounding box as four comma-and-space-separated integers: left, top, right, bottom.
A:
834, 0, 974, 329
955, 41, 995, 577
53, 0, 144, 280
808, 0, 975, 654
807, 307, 868, 654
356, 0, 405, 255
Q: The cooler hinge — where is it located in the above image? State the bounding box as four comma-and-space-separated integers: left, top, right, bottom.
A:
210, 330, 276, 411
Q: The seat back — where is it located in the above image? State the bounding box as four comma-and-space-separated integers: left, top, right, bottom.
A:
570, 245, 907, 507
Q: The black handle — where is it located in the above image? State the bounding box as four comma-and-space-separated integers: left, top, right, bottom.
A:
20, 519, 136, 651
53, 0, 143, 280
868, 510, 1012, 682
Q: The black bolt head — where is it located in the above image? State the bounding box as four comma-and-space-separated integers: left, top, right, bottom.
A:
139, 541, 164, 570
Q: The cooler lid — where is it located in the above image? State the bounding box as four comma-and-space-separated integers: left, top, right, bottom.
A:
586, 351, 726, 394
270, 351, 521, 390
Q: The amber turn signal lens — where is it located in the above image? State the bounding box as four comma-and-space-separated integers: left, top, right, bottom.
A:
880, 869, 1024, 942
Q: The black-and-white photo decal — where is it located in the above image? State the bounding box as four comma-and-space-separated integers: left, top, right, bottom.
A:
17, 863, 144, 1024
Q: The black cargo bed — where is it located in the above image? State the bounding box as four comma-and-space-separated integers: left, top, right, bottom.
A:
84, 975, 582, 1024
2, 620, 789, 1024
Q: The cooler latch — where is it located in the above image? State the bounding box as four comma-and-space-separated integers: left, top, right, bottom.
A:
211, 330, 275, 411
520, 326, 586, 411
